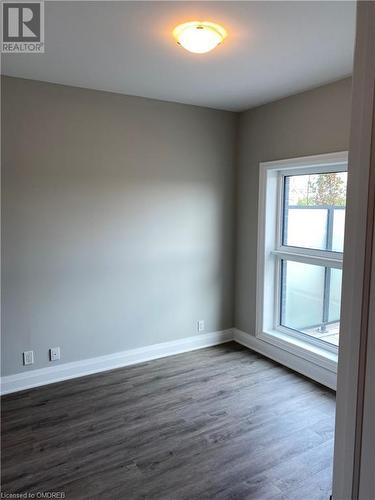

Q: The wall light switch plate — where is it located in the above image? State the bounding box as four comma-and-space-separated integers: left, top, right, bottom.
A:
197, 320, 205, 332
23, 350, 34, 366
49, 347, 60, 361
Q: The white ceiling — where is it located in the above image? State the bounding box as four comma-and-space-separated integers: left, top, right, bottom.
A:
1, 1, 356, 111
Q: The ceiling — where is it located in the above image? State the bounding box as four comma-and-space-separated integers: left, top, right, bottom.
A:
1, 1, 356, 112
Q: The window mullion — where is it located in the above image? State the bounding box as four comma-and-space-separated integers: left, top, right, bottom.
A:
271, 249, 343, 269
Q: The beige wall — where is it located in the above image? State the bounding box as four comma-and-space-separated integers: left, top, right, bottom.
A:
235, 77, 352, 334
1, 76, 238, 375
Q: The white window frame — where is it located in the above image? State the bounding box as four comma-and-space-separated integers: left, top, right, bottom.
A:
256, 151, 348, 371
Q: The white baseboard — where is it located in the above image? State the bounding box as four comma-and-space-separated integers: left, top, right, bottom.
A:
0, 329, 234, 395
233, 328, 337, 390
1, 328, 337, 395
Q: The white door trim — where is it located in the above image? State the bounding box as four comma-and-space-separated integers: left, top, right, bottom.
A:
332, 2, 375, 499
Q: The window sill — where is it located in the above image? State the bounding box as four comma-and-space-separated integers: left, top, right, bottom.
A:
257, 329, 338, 373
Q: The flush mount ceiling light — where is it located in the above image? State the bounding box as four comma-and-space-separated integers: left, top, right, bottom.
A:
173, 21, 227, 54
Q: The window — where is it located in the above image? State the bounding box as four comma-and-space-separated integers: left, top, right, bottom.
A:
257, 152, 348, 357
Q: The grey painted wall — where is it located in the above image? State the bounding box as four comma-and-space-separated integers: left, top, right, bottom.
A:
1, 76, 238, 376
1, 76, 353, 377
235, 77, 352, 334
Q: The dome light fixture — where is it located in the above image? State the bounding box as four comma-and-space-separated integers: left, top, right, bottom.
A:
173, 21, 227, 54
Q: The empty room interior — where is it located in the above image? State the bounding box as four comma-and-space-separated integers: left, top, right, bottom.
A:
1, 1, 375, 499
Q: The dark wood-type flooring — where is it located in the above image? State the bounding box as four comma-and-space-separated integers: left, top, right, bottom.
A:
1, 342, 336, 499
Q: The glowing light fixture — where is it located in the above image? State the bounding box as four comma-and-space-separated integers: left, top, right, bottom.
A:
173, 21, 227, 54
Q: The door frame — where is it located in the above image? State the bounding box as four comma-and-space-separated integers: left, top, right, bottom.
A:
332, 2, 375, 499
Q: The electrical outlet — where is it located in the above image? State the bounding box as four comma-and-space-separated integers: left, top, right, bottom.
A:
23, 350, 34, 366
49, 347, 60, 361
197, 320, 205, 332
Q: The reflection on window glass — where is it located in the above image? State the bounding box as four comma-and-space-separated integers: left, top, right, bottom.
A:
283, 172, 347, 252
280, 260, 342, 346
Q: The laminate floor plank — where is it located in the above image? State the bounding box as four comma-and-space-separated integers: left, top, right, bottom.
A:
1, 342, 335, 499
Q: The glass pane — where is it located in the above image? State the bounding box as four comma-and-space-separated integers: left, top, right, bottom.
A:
285, 208, 327, 249
283, 171, 347, 252
280, 260, 341, 346
328, 268, 342, 322
332, 208, 346, 252
280, 260, 325, 330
